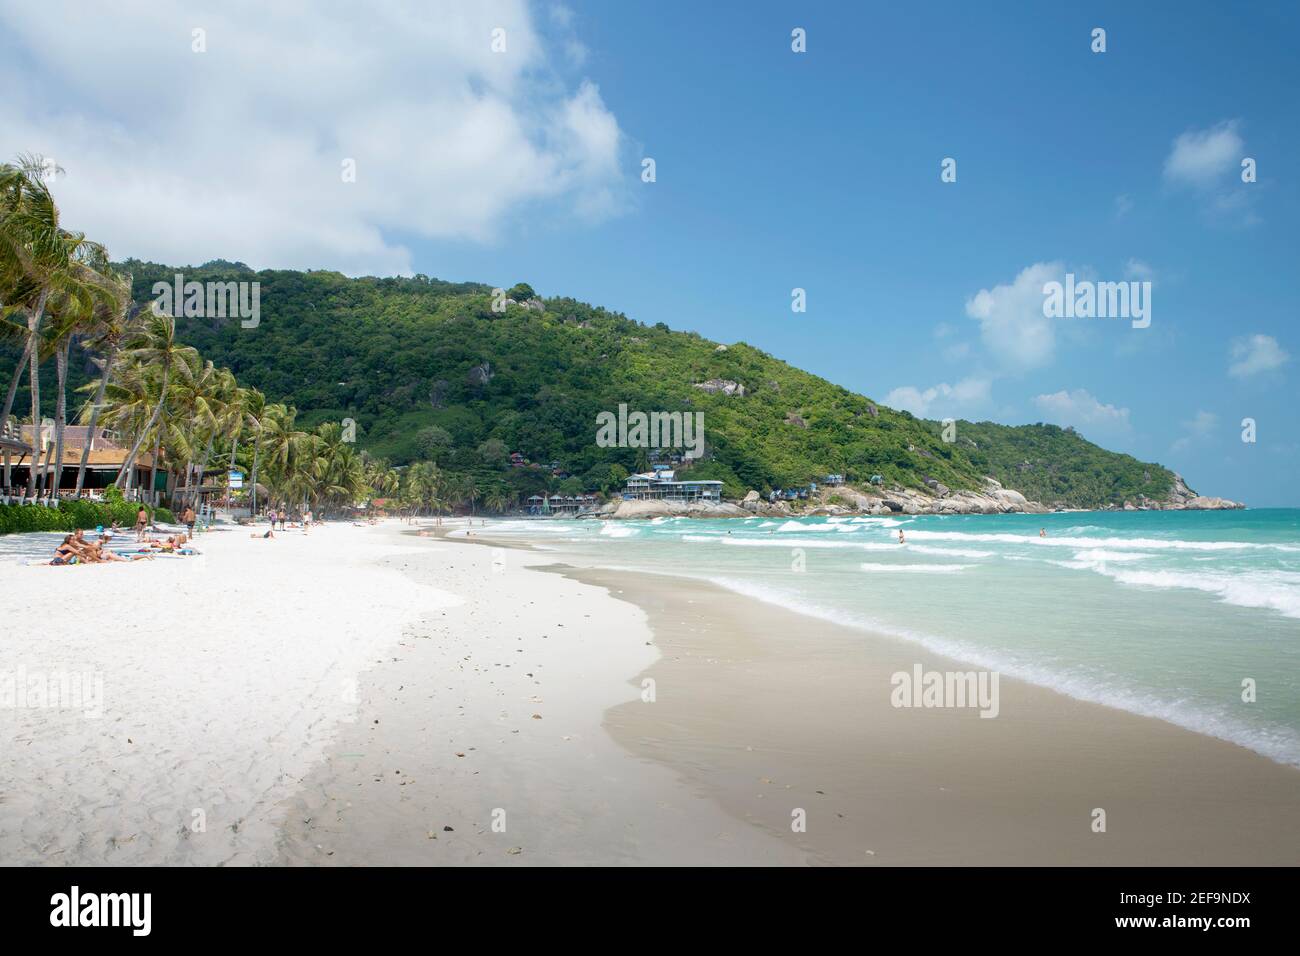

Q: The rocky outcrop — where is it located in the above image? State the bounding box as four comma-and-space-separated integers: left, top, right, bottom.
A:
738, 477, 1049, 518
603, 498, 750, 519
1159, 473, 1244, 510
1184, 495, 1244, 510
597, 472, 1241, 521
693, 379, 745, 396
1167, 473, 1197, 507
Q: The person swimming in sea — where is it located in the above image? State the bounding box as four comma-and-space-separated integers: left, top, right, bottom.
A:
898, 529, 906, 544
1039, 528, 1047, 538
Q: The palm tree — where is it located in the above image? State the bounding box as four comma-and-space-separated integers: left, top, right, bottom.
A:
166, 358, 221, 508
73, 282, 139, 496
40, 259, 119, 497
257, 403, 301, 509
463, 473, 479, 515
181, 364, 236, 510
0, 156, 119, 496
96, 359, 154, 494
241, 388, 267, 515
111, 311, 198, 492
404, 461, 441, 516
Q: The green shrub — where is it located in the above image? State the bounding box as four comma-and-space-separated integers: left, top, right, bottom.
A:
0, 499, 165, 536
0, 503, 72, 534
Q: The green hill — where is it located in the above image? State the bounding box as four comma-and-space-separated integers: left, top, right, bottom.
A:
4, 259, 1184, 508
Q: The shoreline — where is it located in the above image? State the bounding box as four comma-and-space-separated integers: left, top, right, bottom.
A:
293, 522, 1299, 865
568, 564, 1300, 864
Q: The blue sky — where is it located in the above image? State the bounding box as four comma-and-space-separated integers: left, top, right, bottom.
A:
2, 1, 1296, 503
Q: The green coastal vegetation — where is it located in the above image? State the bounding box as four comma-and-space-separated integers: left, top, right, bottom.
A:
0, 486, 172, 536
2, 156, 1183, 520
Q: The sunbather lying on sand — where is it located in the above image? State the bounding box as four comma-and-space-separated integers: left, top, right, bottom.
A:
251, 529, 275, 539
91, 541, 128, 562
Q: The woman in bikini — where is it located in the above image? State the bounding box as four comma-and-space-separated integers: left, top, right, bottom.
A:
51, 535, 79, 565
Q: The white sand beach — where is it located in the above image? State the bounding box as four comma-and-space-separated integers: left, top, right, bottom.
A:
3, 519, 1298, 866
0, 523, 455, 865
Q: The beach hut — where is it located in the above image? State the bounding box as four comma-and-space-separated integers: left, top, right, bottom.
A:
4, 424, 165, 502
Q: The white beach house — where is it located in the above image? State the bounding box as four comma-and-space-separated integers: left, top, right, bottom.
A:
623, 469, 723, 502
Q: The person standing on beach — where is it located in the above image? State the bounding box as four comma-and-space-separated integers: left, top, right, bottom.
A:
278, 508, 286, 530
135, 505, 149, 540
184, 505, 196, 536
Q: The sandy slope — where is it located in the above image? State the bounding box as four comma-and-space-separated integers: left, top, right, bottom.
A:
0, 523, 453, 865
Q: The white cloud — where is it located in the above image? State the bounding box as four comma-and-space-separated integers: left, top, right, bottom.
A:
1229, 334, 1290, 378
964, 262, 1063, 370
885, 377, 992, 419
1114, 194, 1133, 219
1163, 120, 1243, 188
0, 0, 629, 275
1033, 389, 1130, 432
1162, 120, 1257, 226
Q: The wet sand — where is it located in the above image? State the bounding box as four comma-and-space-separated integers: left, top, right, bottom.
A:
585, 566, 1300, 865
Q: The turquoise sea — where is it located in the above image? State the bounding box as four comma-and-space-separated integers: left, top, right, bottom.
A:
474, 509, 1300, 767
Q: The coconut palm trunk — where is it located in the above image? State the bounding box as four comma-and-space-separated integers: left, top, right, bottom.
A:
0, 336, 32, 436
50, 337, 70, 498
147, 430, 162, 505
73, 342, 118, 497
178, 458, 193, 509
190, 431, 216, 512
0, 339, 29, 490
114, 362, 169, 489
249, 426, 262, 516
24, 289, 48, 496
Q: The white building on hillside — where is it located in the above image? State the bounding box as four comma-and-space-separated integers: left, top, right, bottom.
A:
623, 470, 722, 502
